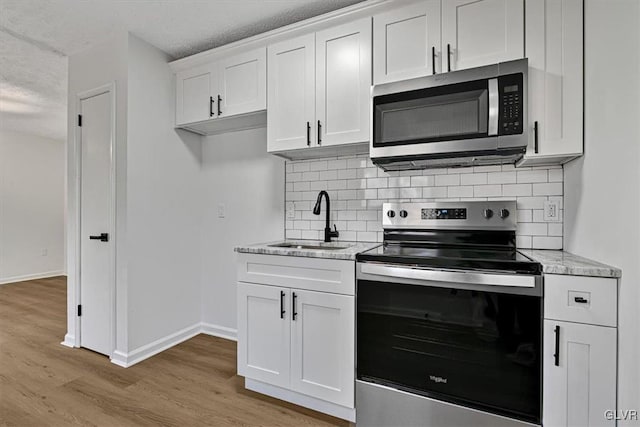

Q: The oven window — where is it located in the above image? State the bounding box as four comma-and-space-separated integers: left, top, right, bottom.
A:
357, 280, 541, 423
373, 79, 489, 147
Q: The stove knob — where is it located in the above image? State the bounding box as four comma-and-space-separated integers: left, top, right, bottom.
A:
387, 210, 396, 218
399, 210, 408, 218
483, 208, 494, 219
499, 208, 510, 219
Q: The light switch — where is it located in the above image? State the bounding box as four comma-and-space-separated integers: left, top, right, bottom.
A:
286, 202, 295, 219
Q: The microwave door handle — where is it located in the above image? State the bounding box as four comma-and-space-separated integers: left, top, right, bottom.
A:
488, 78, 499, 136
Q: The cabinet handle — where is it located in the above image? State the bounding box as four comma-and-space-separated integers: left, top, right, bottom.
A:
89, 233, 109, 242
292, 292, 298, 321
306, 122, 311, 146
217, 94, 222, 116
553, 325, 560, 366
432, 46, 436, 75
447, 43, 451, 72
210, 96, 214, 117
574, 296, 588, 304
317, 120, 322, 145
280, 291, 285, 319
534, 121, 539, 154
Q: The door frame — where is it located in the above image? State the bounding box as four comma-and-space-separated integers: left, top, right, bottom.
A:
72, 82, 117, 357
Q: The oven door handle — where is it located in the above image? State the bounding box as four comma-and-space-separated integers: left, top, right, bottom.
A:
360, 263, 536, 288
488, 77, 499, 136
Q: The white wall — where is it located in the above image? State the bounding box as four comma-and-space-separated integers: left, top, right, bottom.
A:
126, 34, 203, 350
201, 128, 284, 333
564, 0, 640, 422
0, 129, 65, 283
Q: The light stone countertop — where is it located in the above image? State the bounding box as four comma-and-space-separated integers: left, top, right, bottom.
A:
519, 249, 621, 278
234, 240, 382, 261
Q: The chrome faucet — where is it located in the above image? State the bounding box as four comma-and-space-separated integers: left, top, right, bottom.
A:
313, 191, 339, 243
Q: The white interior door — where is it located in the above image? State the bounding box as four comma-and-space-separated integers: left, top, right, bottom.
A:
373, 1, 442, 84
237, 282, 291, 388
290, 289, 354, 407
442, 0, 524, 71
267, 34, 316, 152
79, 91, 113, 356
316, 18, 371, 147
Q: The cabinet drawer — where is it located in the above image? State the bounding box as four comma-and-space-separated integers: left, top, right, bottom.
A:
237, 253, 355, 296
544, 275, 617, 327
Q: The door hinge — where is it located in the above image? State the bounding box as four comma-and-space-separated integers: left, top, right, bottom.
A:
77, 304, 82, 317
78, 114, 82, 127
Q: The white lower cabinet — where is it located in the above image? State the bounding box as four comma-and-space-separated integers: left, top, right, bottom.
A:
543, 274, 618, 427
236, 253, 355, 420
290, 289, 354, 407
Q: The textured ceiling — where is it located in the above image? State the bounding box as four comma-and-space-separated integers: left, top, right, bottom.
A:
0, 0, 365, 141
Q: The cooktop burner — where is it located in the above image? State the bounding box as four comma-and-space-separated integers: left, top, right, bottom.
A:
357, 201, 542, 275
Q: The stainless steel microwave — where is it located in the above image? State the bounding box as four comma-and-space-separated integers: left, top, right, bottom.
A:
370, 59, 528, 171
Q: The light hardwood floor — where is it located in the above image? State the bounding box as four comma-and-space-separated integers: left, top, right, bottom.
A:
0, 276, 348, 426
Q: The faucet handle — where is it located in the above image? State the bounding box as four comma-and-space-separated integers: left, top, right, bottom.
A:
331, 224, 340, 237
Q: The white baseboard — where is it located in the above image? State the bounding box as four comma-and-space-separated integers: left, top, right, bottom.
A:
245, 378, 356, 422
109, 323, 202, 368
60, 333, 77, 348
0, 270, 66, 285
201, 322, 237, 341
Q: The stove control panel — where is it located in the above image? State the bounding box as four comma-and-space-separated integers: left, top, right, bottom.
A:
383, 201, 517, 231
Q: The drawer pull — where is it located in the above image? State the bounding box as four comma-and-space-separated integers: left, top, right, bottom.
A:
292, 292, 298, 321
280, 291, 285, 319
553, 325, 560, 366
574, 296, 588, 303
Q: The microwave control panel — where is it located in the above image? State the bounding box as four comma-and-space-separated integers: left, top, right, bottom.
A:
498, 73, 524, 135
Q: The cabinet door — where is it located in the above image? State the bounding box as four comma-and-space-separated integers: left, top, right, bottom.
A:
176, 64, 216, 125
373, 1, 441, 84
316, 18, 371, 147
237, 282, 290, 388
290, 289, 354, 407
524, 0, 583, 160
217, 48, 266, 117
442, 0, 524, 71
543, 320, 616, 427
267, 34, 316, 152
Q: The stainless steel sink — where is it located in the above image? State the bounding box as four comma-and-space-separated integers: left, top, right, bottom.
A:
268, 243, 350, 250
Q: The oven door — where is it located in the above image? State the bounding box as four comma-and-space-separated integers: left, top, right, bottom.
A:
356, 263, 542, 424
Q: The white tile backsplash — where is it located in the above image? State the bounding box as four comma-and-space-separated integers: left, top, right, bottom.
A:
285, 154, 564, 249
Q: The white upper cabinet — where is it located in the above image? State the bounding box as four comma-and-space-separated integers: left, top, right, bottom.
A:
267, 34, 316, 152
520, 0, 583, 166
290, 289, 355, 408
373, 1, 442, 84
543, 320, 616, 427
218, 48, 266, 118
176, 64, 216, 125
174, 47, 266, 134
442, 0, 524, 71
316, 18, 371, 147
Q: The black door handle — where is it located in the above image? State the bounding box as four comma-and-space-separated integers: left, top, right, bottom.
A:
210, 96, 214, 117
306, 122, 311, 146
553, 325, 560, 366
534, 121, 539, 153
89, 233, 109, 242
280, 291, 286, 319
292, 292, 298, 321
574, 296, 588, 303
217, 94, 222, 115
447, 43, 451, 72
317, 120, 322, 145
432, 46, 436, 75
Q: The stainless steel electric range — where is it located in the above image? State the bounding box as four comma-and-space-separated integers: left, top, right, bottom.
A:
356, 201, 543, 427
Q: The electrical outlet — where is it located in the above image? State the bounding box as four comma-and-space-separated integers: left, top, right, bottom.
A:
217, 203, 225, 218
543, 200, 559, 221
286, 202, 295, 219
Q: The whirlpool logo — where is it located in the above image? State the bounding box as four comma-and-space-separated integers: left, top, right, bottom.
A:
429, 375, 448, 384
